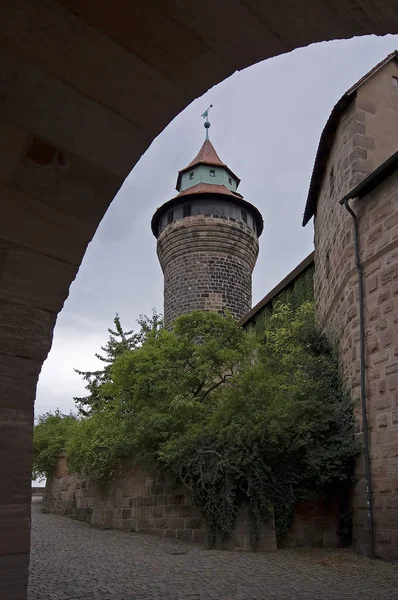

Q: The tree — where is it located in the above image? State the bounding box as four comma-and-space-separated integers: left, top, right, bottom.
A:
74, 310, 162, 415
67, 305, 358, 546
33, 410, 77, 480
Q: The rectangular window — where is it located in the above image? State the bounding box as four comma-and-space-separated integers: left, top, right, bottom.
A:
209, 169, 215, 177
167, 210, 173, 224
189, 171, 194, 180
241, 209, 247, 223
329, 166, 334, 196
229, 177, 233, 185
393, 76, 398, 88
183, 204, 191, 217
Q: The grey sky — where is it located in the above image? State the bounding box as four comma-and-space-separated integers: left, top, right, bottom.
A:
35, 34, 398, 418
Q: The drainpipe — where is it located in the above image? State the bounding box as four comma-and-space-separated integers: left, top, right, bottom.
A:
342, 197, 375, 559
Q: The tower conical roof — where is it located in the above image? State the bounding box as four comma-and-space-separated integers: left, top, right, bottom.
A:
176, 139, 240, 190
184, 139, 226, 170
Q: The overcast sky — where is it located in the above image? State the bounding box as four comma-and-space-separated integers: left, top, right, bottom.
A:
35, 34, 398, 418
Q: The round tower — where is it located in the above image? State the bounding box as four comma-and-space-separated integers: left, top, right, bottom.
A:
151, 120, 263, 327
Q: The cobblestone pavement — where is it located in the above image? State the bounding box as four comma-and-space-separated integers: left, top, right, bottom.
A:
29, 497, 398, 600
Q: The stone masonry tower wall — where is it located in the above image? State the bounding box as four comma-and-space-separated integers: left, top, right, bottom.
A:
152, 136, 263, 327
157, 212, 259, 326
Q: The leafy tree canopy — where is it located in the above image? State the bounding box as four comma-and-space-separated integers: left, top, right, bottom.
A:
74, 310, 162, 415
36, 304, 359, 545
32, 409, 77, 480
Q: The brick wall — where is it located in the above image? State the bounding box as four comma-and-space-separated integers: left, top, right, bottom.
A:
157, 215, 259, 326
314, 69, 398, 559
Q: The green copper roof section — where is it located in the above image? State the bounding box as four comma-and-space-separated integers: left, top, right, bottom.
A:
176, 139, 240, 192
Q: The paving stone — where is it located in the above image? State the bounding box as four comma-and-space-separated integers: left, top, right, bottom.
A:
28, 497, 398, 600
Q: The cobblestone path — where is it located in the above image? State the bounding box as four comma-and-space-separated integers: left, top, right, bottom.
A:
28, 497, 398, 600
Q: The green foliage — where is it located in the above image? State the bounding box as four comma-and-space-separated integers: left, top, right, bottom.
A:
66, 305, 358, 546
33, 410, 77, 480
74, 310, 162, 415
66, 411, 135, 482
253, 263, 314, 332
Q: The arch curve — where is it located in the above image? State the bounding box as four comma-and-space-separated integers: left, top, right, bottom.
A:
1, 2, 398, 597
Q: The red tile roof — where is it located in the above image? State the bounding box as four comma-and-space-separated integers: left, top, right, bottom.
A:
176, 139, 240, 190
302, 50, 398, 226
173, 182, 243, 200
183, 139, 226, 170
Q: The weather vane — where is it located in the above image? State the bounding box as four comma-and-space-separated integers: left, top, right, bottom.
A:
201, 104, 213, 140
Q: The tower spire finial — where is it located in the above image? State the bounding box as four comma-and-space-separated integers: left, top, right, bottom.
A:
201, 104, 213, 140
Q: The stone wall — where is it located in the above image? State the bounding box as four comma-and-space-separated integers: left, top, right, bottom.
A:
43, 457, 347, 552
314, 64, 398, 560
157, 215, 259, 326
278, 498, 343, 549
43, 457, 276, 552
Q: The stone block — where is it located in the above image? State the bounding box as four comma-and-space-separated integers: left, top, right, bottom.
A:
164, 529, 177, 539
192, 529, 207, 544
164, 504, 181, 518
152, 506, 164, 518
0, 240, 79, 312
387, 461, 398, 478
0, 119, 30, 182
181, 505, 194, 518
155, 518, 169, 529
169, 518, 185, 530
176, 529, 193, 542
251, 534, 278, 552
377, 413, 389, 428
0, 553, 29, 598
0, 44, 150, 177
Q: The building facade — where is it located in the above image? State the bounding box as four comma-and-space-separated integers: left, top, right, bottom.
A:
151, 134, 263, 327
303, 51, 398, 561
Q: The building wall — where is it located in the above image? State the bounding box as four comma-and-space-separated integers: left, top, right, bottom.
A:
314, 62, 398, 561
157, 215, 259, 326
355, 59, 398, 171
43, 457, 277, 552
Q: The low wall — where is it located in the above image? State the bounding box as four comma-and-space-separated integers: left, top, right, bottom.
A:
43, 457, 276, 551
278, 498, 342, 549
43, 456, 344, 551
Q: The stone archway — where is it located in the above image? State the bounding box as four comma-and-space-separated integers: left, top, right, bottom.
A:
1, 1, 398, 598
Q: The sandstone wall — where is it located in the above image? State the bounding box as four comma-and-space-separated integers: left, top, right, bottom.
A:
278, 498, 343, 549
43, 457, 276, 552
314, 80, 398, 560
43, 457, 346, 552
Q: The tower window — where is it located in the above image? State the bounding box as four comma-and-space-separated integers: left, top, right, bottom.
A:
329, 166, 334, 196
167, 210, 173, 224
189, 171, 194, 180
183, 204, 191, 217
229, 177, 233, 185
241, 209, 247, 223
209, 169, 215, 177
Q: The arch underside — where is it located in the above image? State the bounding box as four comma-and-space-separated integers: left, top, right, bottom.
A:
1, 1, 398, 598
